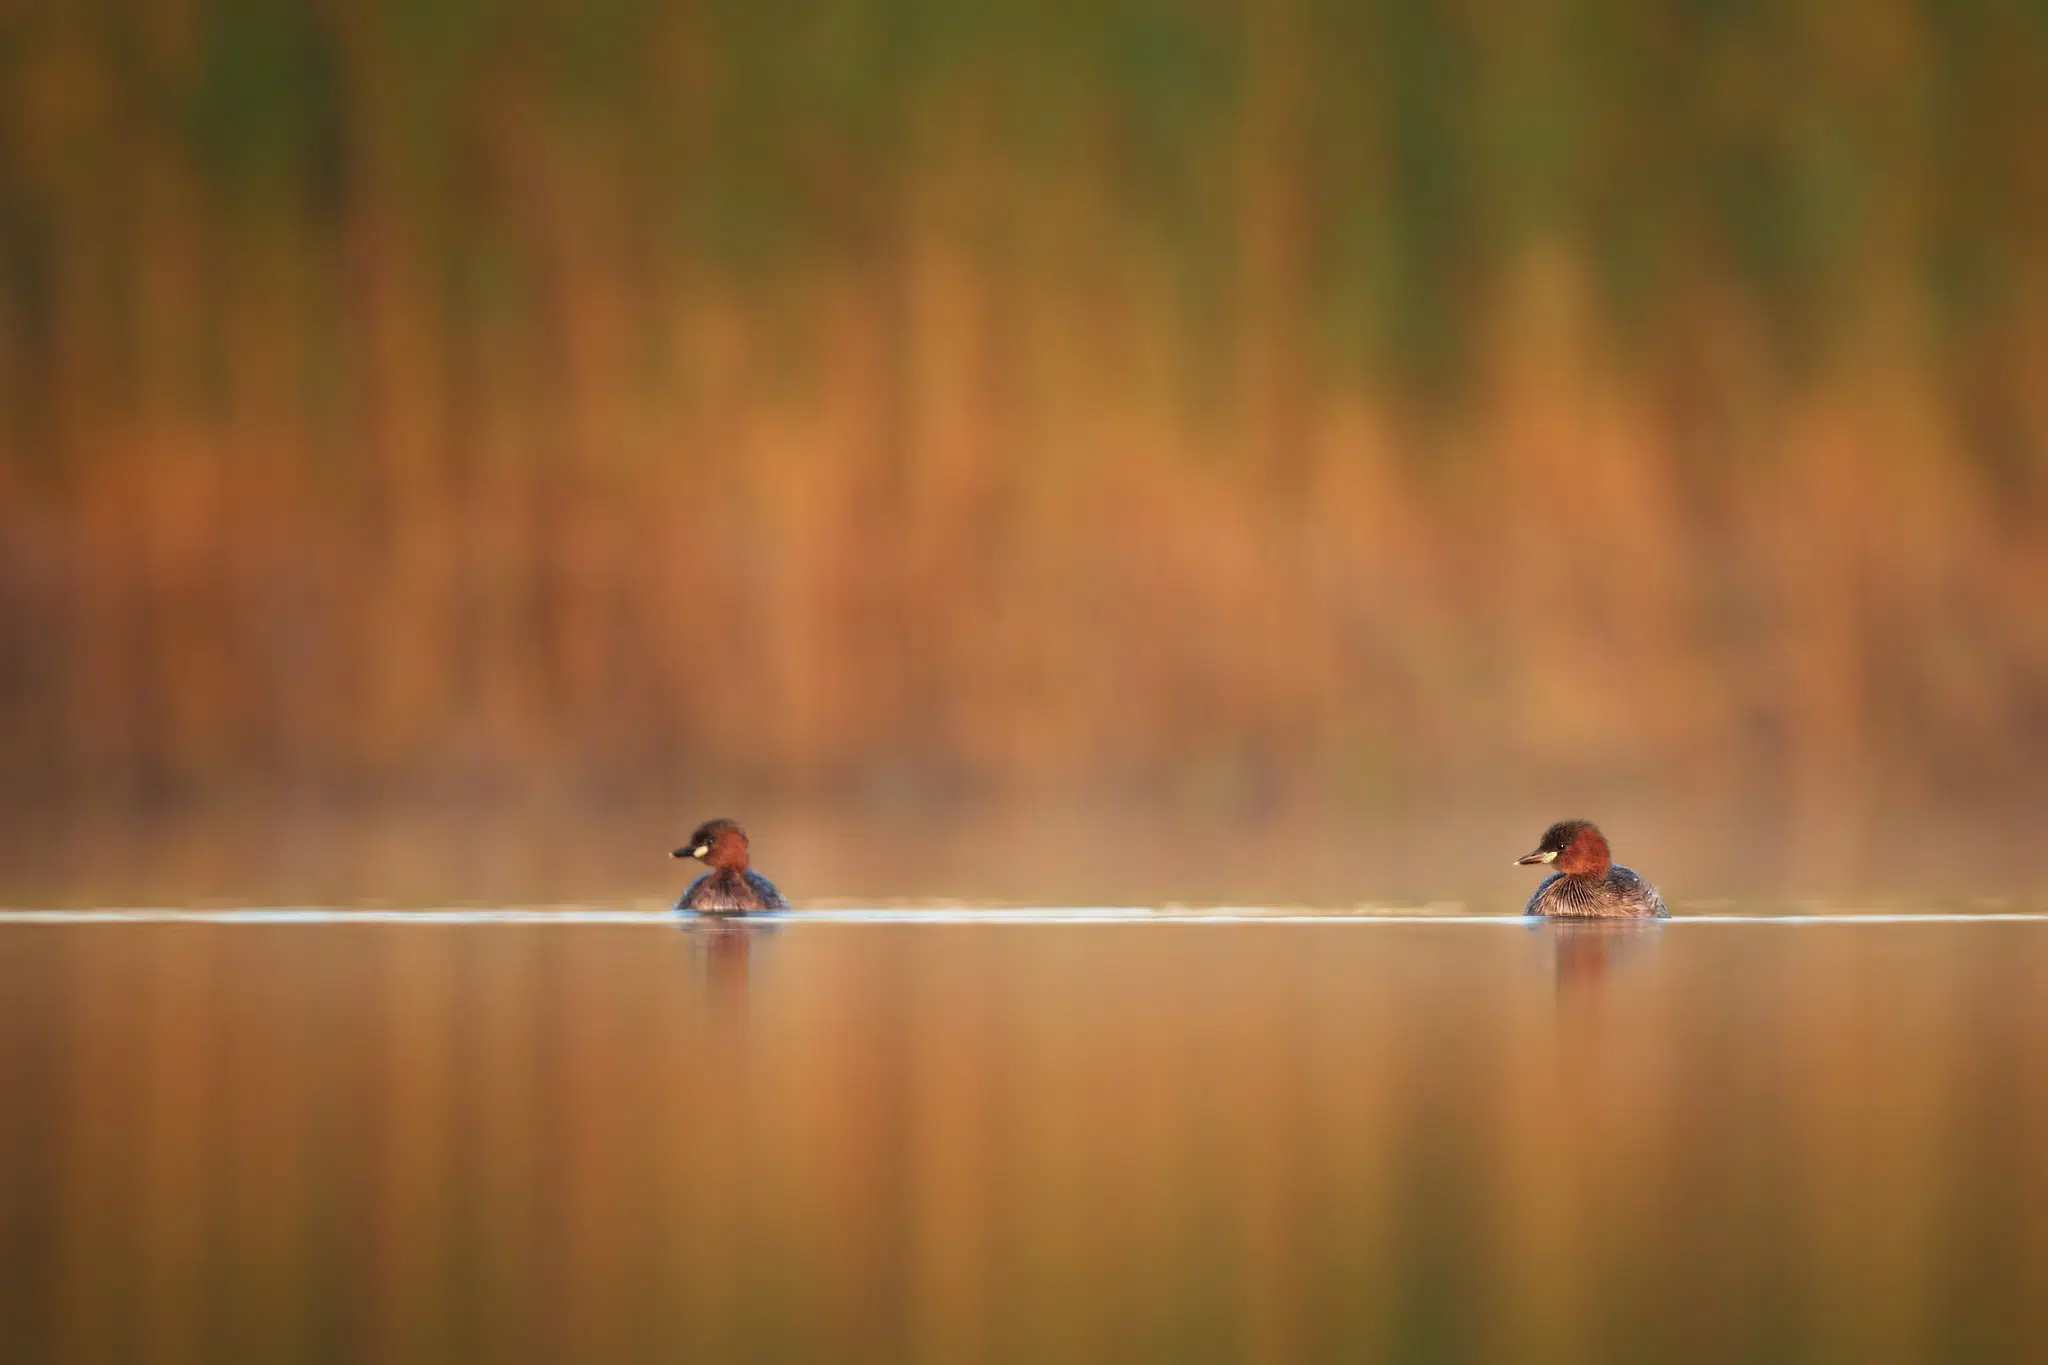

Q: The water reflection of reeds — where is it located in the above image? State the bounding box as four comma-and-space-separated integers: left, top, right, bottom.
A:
5, 923, 2046, 1363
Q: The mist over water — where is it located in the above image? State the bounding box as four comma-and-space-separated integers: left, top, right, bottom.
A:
4, 799, 2045, 914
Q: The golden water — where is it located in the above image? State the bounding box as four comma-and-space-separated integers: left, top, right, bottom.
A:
6, 916, 2047, 1363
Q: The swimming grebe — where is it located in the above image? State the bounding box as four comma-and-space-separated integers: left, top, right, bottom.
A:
1515, 820, 1668, 918
672, 819, 790, 914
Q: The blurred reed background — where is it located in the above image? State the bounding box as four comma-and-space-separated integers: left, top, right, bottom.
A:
1, 1, 2045, 901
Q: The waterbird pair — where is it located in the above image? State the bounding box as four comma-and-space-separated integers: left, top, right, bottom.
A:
672, 816, 1668, 918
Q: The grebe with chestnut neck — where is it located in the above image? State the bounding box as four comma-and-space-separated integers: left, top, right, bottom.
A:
1515, 820, 1668, 919
672, 819, 790, 915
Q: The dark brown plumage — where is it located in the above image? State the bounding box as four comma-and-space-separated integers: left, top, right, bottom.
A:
1515, 820, 1668, 918
672, 819, 790, 915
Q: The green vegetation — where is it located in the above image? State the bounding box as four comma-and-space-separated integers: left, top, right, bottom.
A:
0, 1, 2042, 813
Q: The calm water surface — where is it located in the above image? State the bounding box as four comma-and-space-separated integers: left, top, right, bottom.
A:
5, 914, 2047, 1363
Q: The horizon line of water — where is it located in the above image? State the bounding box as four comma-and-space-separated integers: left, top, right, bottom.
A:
0, 907, 2042, 925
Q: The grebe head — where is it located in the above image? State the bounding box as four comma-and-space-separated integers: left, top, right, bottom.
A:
1515, 820, 1612, 877
674, 819, 751, 872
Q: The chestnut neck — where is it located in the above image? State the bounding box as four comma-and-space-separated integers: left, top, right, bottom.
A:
1556, 828, 1612, 877
705, 832, 751, 874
